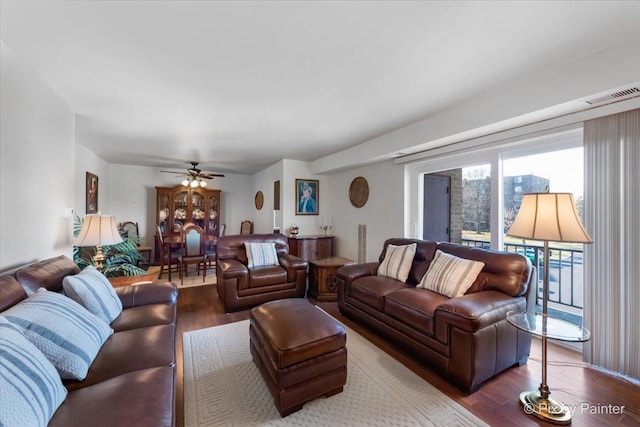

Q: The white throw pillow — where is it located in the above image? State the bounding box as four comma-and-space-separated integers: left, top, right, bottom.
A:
377, 243, 417, 283
417, 250, 485, 298
0, 316, 67, 427
245, 242, 279, 268
63, 265, 123, 323
2, 288, 114, 380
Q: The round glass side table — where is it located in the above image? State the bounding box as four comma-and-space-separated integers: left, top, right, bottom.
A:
507, 311, 591, 425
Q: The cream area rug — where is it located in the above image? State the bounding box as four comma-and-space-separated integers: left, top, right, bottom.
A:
183, 317, 487, 427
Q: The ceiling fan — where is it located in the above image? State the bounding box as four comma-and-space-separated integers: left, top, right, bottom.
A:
161, 162, 225, 188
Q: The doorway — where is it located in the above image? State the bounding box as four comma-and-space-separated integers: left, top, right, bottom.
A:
423, 174, 451, 242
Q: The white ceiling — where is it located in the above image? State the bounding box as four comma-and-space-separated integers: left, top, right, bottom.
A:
2, 1, 640, 174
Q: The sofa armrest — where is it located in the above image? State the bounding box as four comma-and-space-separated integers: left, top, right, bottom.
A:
218, 259, 248, 280
278, 253, 308, 282
337, 262, 379, 283
115, 282, 177, 309
434, 291, 526, 343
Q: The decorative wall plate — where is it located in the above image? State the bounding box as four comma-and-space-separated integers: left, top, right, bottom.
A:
349, 176, 369, 208
255, 191, 264, 210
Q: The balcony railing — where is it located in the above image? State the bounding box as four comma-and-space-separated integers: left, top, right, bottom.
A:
462, 238, 584, 323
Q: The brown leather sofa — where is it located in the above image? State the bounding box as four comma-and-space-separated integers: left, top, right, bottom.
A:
337, 238, 535, 393
216, 233, 308, 311
0, 255, 177, 427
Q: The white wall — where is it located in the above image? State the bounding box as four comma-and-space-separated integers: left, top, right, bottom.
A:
251, 160, 283, 233
0, 41, 76, 268
327, 160, 404, 261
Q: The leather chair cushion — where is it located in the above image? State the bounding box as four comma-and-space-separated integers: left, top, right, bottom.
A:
0, 275, 27, 312
350, 276, 411, 311
248, 265, 287, 288
15, 255, 80, 295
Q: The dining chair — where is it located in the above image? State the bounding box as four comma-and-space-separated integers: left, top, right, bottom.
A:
240, 220, 254, 235
179, 224, 208, 285
156, 226, 180, 281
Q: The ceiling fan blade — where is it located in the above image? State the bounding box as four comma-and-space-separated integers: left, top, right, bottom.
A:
200, 173, 225, 179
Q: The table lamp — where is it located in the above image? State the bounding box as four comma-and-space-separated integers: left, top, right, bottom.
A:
507, 192, 592, 424
73, 215, 123, 271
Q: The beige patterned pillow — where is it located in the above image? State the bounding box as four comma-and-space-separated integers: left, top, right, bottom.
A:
377, 243, 417, 282
417, 250, 485, 298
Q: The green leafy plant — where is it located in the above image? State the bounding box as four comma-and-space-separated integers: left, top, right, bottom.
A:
73, 215, 147, 277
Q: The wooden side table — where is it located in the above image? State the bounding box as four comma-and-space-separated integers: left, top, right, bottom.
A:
308, 257, 355, 301
108, 272, 159, 288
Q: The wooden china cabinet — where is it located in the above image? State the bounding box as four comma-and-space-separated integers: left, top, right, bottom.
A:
155, 184, 222, 237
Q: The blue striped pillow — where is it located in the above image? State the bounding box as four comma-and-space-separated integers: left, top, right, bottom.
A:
245, 242, 279, 268
0, 316, 67, 427
2, 288, 113, 380
63, 266, 123, 323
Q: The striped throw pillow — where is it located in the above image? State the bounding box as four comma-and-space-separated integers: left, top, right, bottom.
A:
245, 242, 279, 268
63, 266, 123, 323
417, 250, 485, 298
0, 316, 67, 427
377, 243, 417, 283
2, 288, 114, 380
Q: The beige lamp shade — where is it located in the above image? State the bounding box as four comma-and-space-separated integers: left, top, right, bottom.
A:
73, 215, 123, 247
507, 193, 592, 243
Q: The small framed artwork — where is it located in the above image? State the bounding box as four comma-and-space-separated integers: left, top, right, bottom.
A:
86, 172, 99, 214
295, 179, 319, 215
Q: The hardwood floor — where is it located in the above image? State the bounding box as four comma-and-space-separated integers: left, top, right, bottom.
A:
175, 285, 640, 426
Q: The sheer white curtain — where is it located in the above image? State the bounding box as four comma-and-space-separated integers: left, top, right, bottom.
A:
583, 108, 639, 380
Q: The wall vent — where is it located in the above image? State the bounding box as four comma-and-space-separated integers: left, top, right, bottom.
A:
585, 87, 640, 105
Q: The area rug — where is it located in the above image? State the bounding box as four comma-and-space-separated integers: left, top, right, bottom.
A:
183, 317, 487, 427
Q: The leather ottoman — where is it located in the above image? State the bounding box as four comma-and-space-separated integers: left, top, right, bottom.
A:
250, 298, 347, 417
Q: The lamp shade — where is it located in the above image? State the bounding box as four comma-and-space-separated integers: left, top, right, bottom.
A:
73, 215, 123, 247
507, 193, 592, 243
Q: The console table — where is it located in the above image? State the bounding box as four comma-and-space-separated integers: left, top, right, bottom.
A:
108, 272, 159, 288
308, 257, 354, 301
287, 235, 333, 261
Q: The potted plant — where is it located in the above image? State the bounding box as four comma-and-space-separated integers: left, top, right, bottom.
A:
73, 215, 147, 277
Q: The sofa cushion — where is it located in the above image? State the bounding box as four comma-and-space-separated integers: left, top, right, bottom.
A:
245, 242, 279, 268
351, 276, 411, 311
2, 288, 113, 380
377, 243, 417, 283
384, 288, 450, 338
0, 316, 68, 427
63, 266, 123, 324
63, 325, 176, 391
48, 367, 175, 427
417, 250, 484, 298
110, 303, 176, 332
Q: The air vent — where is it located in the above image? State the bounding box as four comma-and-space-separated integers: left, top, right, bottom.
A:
586, 87, 640, 105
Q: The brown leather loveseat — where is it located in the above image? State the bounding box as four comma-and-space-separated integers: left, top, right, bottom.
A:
0, 255, 177, 427
338, 238, 534, 393
216, 233, 308, 311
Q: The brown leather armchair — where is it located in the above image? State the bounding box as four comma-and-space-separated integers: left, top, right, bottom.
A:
216, 233, 308, 311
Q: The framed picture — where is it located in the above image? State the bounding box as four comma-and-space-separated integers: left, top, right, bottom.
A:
86, 172, 99, 214
295, 179, 319, 215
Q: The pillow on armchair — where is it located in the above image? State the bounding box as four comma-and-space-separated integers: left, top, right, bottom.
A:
245, 242, 279, 268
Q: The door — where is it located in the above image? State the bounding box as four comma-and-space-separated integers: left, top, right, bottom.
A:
423, 174, 450, 242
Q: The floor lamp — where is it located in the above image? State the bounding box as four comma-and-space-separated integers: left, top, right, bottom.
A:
506, 193, 592, 424
74, 215, 123, 271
